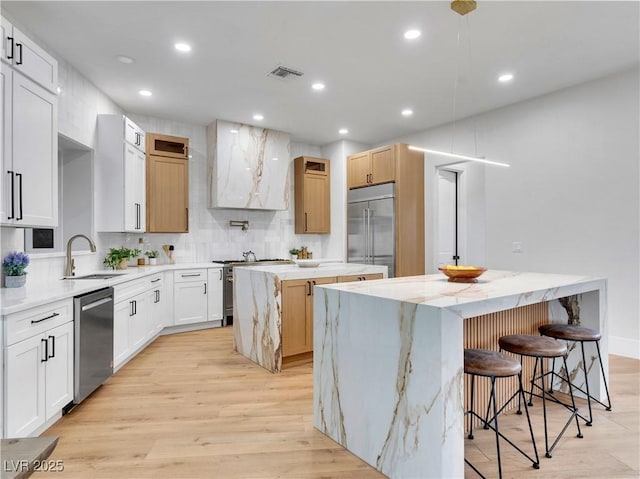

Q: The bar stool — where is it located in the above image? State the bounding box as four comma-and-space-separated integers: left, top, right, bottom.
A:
539, 324, 612, 426
464, 348, 539, 478
498, 334, 583, 458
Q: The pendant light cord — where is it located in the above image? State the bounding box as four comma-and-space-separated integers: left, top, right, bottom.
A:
466, 15, 480, 157
450, 16, 462, 154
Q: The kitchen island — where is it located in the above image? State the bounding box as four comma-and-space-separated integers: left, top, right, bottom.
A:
313, 270, 607, 479
233, 262, 387, 372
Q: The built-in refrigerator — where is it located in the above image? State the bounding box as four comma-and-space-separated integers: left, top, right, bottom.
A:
347, 183, 395, 277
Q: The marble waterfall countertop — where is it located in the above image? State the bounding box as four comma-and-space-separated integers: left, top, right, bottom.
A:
1, 263, 225, 315
313, 270, 608, 479
233, 262, 388, 372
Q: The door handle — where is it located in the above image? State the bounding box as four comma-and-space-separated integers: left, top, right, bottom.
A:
203, 283, 207, 295
311, 280, 317, 296
304, 212, 308, 232
16, 172, 23, 220
7, 170, 14, 219
7, 36, 14, 60
41, 338, 48, 362
31, 312, 59, 324
219, 269, 222, 280
16, 42, 23, 65
306, 280, 311, 296
129, 300, 135, 316
48, 335, 55, 359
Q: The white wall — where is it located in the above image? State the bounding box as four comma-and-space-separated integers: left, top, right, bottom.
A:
391, 68, 640, 358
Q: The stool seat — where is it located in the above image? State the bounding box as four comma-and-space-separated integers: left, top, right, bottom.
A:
539, 324, 601, 342
499, 334, 567, 357
465, 349, 522, 377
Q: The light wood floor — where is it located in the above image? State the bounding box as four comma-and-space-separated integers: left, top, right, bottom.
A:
37, 328, 639, 479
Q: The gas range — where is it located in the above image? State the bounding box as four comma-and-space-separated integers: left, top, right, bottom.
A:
211, 259, 292, 266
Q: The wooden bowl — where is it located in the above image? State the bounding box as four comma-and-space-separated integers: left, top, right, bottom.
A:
438, 265, 487, 283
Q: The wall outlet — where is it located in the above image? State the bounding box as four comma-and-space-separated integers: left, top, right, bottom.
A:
512, 241, 524, 253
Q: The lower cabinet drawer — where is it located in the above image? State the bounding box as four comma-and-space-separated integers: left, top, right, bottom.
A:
5, 299, 73, 346
174, 269, 206, 283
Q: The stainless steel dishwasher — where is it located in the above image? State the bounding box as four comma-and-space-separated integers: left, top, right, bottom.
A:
73, 287, 114, 405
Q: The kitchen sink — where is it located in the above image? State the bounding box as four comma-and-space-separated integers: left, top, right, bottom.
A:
63, 273, 126, 280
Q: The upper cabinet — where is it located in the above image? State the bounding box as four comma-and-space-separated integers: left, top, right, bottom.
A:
1, 17, 58, 94
294, 156, 330, 234
347, 145, 394, 189
207, 119, 291, 210
1, 16, 58, 228
146, 133, 189, 233
95, 115, 146, 233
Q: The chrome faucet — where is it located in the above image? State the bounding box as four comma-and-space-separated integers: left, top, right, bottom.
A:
242, 250, 257, 262
65, 234, 97, 276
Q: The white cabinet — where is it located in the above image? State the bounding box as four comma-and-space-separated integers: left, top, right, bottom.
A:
1, 16, 58, 93
207, 268, 223, 322
174, 269, 208, 326
113, 274, 161, 369
3, 300, 73, 438
96, 114, 146, 233
148, 275, 165, 338
1, 68, 58, 228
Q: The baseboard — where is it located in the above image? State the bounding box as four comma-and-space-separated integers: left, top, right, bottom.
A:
609, 335, 640, 359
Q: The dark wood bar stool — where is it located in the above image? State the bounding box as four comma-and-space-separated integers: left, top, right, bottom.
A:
498, 334, 583, 458
539, 324, 612, 426
464, 349, 540, 478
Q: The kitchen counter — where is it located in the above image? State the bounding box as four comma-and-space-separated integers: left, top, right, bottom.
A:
313, 270, 608, 478
0, 263, 224, 315
233, 262, 388, 372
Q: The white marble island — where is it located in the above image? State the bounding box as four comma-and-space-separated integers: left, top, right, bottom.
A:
313, 270, 607, 479
233, 262, 388, 373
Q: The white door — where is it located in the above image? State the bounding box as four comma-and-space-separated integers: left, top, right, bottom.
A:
207, 268, 223, 321
44, 321, 74, 419
113, 300, 132, 369
0, 66, 12, 225
174, 281, 208, 325
123, 143, 138, 232
129, 294, 149, 352
437, 169, 459, 267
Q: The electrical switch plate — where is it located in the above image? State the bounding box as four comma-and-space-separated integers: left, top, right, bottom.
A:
512, 241, 523, 253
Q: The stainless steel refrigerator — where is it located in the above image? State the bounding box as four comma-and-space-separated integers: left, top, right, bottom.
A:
347, 183, 395, 277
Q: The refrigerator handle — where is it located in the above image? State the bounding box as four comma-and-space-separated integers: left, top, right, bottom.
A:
362, 208, 368, 263
366, 208, 371, 264
368, 208, 374, 262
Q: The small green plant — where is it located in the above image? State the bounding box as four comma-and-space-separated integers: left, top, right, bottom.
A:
289, 248, 300, 255
145, 250, 160, 259
3, 251, 29, 276
103, 247, 141, 270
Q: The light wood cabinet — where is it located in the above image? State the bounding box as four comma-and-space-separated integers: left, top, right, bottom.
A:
347, 143, 425, 278
347, 145, 394, 189
294, 156, 330, 234
336, 273, 384, 283
146, 133, 189, 233
281, 276, 336, 360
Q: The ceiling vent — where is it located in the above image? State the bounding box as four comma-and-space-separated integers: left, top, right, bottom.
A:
268, 65, 304, 80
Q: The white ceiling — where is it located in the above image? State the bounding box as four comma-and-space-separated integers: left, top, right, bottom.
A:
3, 1, 639, 145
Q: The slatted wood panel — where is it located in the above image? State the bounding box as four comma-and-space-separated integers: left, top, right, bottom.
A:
464, 303, 549, 429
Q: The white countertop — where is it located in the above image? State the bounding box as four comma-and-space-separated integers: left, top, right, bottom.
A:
1, 263, 225, 316
234, 262, 388, 281
317, 269, 605, 312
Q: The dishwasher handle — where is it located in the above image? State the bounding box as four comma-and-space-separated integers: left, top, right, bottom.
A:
81, 296, 113, 312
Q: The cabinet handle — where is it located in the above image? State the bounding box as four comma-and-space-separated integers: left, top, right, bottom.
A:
154, 289, 160, 303
16, 172, 23, 220
219, 269, 222, 280
181, 273, 201, 278
130, 300, 136, 316
203, 283, 207, 295
7, 170, 14, 219
48, 335, 55, 359
306, 280, 311, 296
304, 212, 308, 232
7, 36, 14, 60
41, 338, 48, 362
185, 207, 189, 231
31, 312, 59, 324
16, 42, 22, 65
151, 278, 161, 283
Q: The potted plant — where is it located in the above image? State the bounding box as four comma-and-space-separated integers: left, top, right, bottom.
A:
289, 248, 300, 260
103, 247, 141, 270
2, 251, 30, 288
145, 250, 160, 265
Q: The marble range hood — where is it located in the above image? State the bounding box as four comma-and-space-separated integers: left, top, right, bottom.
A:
207, 119, 291, 210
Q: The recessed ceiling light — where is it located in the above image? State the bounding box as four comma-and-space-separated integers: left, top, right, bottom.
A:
174, 43, 192, 52
230, 129, 239, 134
339, 128, 349, 135
401, 108, 413, 117
272, 157, 279, 161
139, 89, 152, 97
115, 54, 135, 64
404, 29, 421, 40
312, 82, 325, 91
498, 73, 514, 83
253, 114, 264, 121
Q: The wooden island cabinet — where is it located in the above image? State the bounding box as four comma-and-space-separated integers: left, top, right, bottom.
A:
146, 133, 189, 233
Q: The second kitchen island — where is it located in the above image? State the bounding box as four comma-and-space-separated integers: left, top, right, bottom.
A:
233, 262, 388, 373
